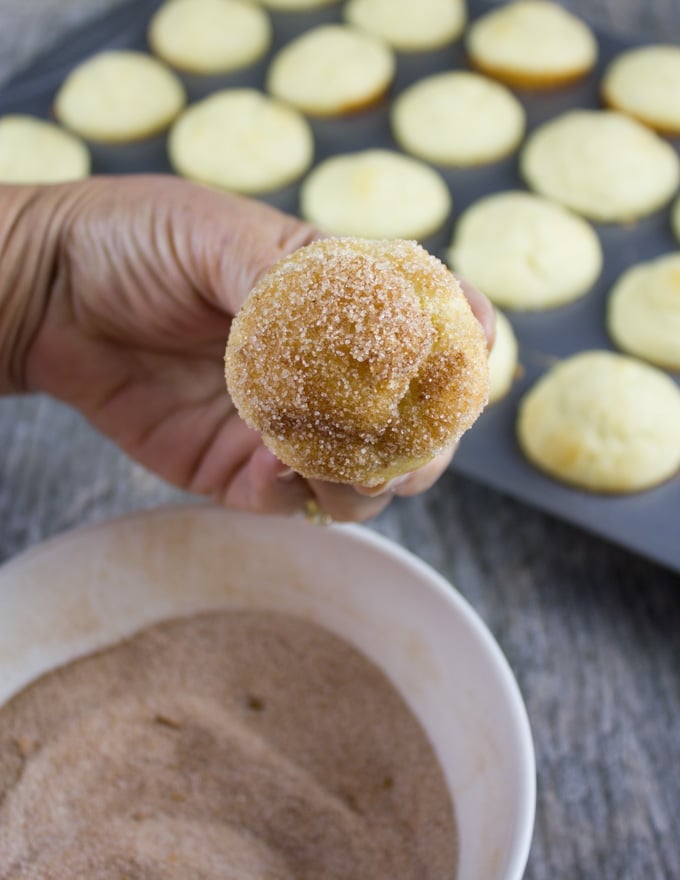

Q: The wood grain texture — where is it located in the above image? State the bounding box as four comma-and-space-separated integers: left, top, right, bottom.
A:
0, 2, 679, 879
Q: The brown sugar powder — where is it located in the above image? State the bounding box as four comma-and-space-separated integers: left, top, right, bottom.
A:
0, 611, 457, 879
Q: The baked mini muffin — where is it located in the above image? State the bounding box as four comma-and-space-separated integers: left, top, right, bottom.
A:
521, 109, 680, 222
466, 0, 597, 88
517, 350, 680, 492
488, 309, 519, 404
0, 114, 90, 183
225, 238, 489, 486
602, 45, 680, 136
391, 71, 525, 166
54, 50, 186, 143
299, 149, 451, 240
344, 0, 466, 52
447, 190, 602, 309
267, 24, 395, 116
260, 0, 339, 8
607, 253, 680, 372
148, 0, 272, 75
168, 89, 313, 194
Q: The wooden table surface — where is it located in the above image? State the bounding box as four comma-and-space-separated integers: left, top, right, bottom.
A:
0, 1, 678, 878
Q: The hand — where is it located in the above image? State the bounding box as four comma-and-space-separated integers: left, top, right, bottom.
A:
15, 175, 493, 523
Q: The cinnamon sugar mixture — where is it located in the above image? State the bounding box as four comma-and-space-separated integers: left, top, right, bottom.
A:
0, 611, 457, 878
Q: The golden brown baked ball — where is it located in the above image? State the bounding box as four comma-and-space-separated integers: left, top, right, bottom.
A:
224, 238, 489, 486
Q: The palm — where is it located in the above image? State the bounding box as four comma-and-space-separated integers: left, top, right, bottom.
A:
76, 344, 247, 499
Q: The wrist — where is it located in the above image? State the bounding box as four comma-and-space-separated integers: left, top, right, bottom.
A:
0, 183, 74, 395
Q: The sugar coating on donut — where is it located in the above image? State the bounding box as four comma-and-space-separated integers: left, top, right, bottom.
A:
225, 238, 489, 485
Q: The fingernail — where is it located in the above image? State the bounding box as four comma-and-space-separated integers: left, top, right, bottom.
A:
276, 467, 297, 482
384, 473, 412, 493
359, 473, 412, 497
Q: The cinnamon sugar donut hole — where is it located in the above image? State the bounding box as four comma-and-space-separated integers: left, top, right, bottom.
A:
225, 238, 489, 486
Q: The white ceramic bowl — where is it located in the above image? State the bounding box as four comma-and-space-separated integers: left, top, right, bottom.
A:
0, 505, 535, 880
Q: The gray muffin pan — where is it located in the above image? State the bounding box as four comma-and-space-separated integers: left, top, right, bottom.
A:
1, 0, 678, 571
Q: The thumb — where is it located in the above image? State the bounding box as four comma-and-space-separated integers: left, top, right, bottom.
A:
176, 181, 323, 315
